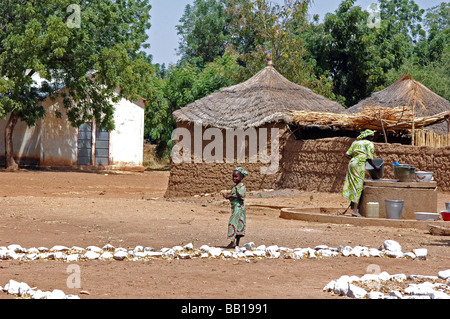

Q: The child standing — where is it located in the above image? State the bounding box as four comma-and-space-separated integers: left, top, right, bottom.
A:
223, 167, 248, 249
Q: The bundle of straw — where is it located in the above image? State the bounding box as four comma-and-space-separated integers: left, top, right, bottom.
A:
290, 106, 449, 132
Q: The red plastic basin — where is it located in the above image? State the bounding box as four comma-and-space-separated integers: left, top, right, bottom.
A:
441, 211, 450, 221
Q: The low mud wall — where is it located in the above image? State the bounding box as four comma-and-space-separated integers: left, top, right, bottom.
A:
166, 136, 450, 197
374, 143, 450, 191
279, 137, 351, 193
280, 137, 450, 193
165, 162, 282, 197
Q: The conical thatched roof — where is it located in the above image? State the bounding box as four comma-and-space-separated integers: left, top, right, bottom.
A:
347, 75, 450, 134
173, 64, 346, 129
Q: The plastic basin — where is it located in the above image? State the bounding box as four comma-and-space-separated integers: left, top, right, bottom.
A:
441, 211, 450, 221
414, 212, 440, 221
415, 171, 433, 182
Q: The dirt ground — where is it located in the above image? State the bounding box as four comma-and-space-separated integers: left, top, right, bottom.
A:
0, 169, 449, 300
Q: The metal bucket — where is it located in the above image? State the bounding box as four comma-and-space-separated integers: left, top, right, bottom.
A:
365, 158, 384, 180
446, 202, 450, 211
385, 200, 404, 219
394, 165, 416, 182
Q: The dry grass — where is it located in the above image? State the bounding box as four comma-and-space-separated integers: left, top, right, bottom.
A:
143, 143, 171, 171
291, 106, 450, 132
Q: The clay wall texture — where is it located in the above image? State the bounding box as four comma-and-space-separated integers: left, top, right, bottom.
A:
166, 132, 450, 197
166, 123, 285, 197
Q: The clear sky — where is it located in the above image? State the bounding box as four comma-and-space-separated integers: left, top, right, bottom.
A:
146, 0, 444, 66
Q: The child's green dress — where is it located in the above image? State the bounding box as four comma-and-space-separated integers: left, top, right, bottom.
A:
227, 182, 246, 242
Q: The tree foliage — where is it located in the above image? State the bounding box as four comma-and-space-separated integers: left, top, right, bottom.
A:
177, 0, 231, 66
303, 0, 425, 107
146, 0, 449, 156
389, 2, 449, 101
4, 0, 446, 164
177, 0, 338, 100
144, 50, 243, 156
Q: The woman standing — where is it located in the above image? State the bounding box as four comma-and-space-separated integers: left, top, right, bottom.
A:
342, 129, 380, 217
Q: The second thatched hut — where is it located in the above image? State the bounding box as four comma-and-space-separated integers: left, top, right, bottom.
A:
347, 75, 450, 137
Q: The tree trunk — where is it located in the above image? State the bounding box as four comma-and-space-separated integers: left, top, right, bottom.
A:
5, 113, 19, 171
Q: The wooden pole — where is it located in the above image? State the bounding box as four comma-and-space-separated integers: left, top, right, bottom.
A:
377, 112, 388, 143
411, 84, 417, 146
447, 116, 450, 135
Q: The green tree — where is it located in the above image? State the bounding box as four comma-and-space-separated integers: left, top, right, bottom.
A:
424, 2, 450, 32
227, 0, 311, 72
388, 2, 449, 101
304, 0, 374, 106
304, 0, 421, 107
0, 0, 153, 170
378, 0, 425, 44
176, 0, 231, 66
414, 2, 449, 65
145, 50, 242, 157
227, 0, 340, 99
174, 0, 339, 100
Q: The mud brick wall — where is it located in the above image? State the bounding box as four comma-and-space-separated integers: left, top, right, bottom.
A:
375, 143, 450, 191
433, 148, 450, 191
165, 122, 286, 197
281, 136, 450, 193
166, 135, 450, 197
279, 137, 352, 193
165, 162, 282, 197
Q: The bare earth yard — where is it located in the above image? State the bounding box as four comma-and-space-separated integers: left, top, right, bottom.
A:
0, 170, 449, 301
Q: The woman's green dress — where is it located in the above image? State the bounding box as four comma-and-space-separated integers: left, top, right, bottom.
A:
342, 139, 375, 204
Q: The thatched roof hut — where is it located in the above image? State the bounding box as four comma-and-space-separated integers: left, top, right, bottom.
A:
173, 61, 346, 129
347, 75, 450, 134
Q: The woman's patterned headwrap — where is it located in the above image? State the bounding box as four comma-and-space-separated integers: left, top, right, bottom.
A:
357, 129, 375, 140
234, 167, 248, 178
